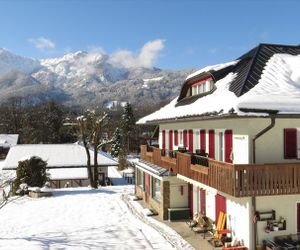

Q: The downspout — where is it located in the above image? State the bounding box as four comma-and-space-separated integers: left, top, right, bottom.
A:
251, 113, 276, 249
252, 114, 276, 164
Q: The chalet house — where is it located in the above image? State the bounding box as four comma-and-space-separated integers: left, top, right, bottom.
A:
135, 43, 300, 249
2, 143, 118, 188
0, 134, 19, 159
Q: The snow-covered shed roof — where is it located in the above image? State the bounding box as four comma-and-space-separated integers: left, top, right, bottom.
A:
2, 144, 118, 170
0, 134, 19, 148
137, 44, 300, 124
135, 160, 170, 177
48, 168, 88, 180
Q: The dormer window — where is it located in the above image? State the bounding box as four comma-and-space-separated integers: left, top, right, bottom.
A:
190, 77, 213, 96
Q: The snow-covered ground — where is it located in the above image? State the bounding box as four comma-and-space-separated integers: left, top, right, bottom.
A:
0, 167, 193, 250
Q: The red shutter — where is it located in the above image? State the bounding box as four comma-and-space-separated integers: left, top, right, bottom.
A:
284, 128, 297, 159
174, 130, 178, 146
200, 129, 206, 151
169, 130, 173, 151
162, 130, 166, 150
209, 130, 215, 159
225, 130, 233, 163
200, 188, 206, 215
215, 194, 226, 224
183, 130, 188, 148
188, 129, 193, 153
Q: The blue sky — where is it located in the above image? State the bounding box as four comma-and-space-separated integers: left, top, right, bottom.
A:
1, 0, 300, 69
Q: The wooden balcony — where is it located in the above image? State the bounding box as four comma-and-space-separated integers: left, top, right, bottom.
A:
140, 145, 300, 197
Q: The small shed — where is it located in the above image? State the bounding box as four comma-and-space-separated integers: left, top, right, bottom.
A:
2, 143, 118, 188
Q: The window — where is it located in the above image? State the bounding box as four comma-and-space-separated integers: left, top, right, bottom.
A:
152, 177, 161, 202
284, 128, 298, 159
137, 169, 143, 187
195, 130, 200, 150
190, 77, 214, 96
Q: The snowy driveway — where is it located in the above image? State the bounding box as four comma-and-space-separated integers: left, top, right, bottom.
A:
0, 186, 176, 250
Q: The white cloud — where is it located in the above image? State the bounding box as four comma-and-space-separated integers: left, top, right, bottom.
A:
108, 39, 165, 68
28, 37, 56, 51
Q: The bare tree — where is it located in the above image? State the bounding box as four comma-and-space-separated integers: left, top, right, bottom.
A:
77, 110, 113, 188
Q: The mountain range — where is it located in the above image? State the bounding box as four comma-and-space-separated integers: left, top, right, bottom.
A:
0, 48, 193, 108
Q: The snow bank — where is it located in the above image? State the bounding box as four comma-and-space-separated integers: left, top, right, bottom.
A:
0, 186, 178, 250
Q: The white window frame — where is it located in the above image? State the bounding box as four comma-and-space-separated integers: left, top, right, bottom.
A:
152, 177, 161, 202
194, 129, 200, 152
178, 129, 184, 146
215, 129, 225, 162
137, 169, 143, 188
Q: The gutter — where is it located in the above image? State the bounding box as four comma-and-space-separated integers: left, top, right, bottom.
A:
252, 113, 277, 163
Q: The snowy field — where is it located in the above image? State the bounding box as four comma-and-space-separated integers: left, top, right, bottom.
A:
0, 168, 193, 250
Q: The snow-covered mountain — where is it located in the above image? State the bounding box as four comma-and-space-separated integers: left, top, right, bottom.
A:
0, 48, 41, 74
0, 49, 192, 107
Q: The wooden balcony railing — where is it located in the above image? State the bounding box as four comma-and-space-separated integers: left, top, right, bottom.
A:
140, 145, 300, 197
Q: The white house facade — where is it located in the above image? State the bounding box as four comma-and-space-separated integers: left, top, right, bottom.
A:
135, 43, 300, 250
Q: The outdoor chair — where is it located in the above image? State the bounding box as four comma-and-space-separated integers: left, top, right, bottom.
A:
186, 213, 200, 228
191, 214, 214, 239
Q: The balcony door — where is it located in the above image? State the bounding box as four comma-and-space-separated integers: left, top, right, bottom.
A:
215, 130, 224, 162
215, 194, 226, 225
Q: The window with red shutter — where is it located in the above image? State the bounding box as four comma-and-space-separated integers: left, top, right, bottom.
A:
174, 130, 178, 146
162, 130, 166, 150
183, 130, 188, 148
188, 129, 193, 153
225, 130, 233, 163
200, 129, 206, 151
284, 128, 297, 159
209, 130, 215, 159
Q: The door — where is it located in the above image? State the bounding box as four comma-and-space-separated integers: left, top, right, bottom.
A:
200, 188, 206, 215
145, 173, 151, 203
297, 203, 300, 232
216, 131, 224, 161
215, 194, 226, 224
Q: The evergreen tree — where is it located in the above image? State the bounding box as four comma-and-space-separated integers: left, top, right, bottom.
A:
118, 148, 128, 171
13, 156, 49, 194
111, 128, 122, 157
120, 103, 136, 153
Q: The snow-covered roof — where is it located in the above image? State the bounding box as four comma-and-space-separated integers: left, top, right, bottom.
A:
186, 60, 238, 80
137, 52, 300, 124
0, 134, 19, 148
2, 144, 118, 170
48, 168, 88, 180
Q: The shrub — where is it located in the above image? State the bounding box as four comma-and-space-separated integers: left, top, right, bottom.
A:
13, 156, 49, 194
